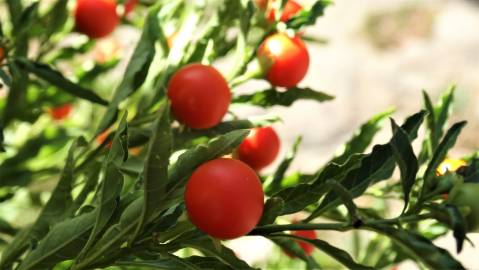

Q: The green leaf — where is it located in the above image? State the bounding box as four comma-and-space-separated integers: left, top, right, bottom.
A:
16, 211, 97, 270
307, 111, 426, 221
266, 136, 302, 194
419, 88, 456, 163
270, 234, 374, 270
326, 179, 358, 221
168, 129, 250, 191
0, 138, 84, 268
422, 121, 467, 194
427, 203, 466, 253
331, 109, 394, 164
42, 0, 68, 38
233, 87, 334, 108
181, 238, 255, 270
132, 102, 172, 243
275, 154, 364, 215
0, 218, 17, 236
96, 4, 163, 135
15, 59, 109, 106
76, 114, 128, 261
270, 238, 320, 269
367, 224, 465, 269
173, 119, 260, 150
286, 0, 332, 30
258, 197, 285, 225
116, 255, 234, 270
74, 130, 249, 269
389, 119, 418, 211
0, 68, 12, 87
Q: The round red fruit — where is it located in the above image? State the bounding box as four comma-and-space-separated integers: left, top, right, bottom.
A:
49, 103, 73, 120
293, 230, 317, 256
268, 0, 303, 23
185, 158, 264, 239
124, 0, 138, 15
75, 0, 119, 39
238, 127, 280, 171
167, 64, 231, 129
257, 33, 309, 88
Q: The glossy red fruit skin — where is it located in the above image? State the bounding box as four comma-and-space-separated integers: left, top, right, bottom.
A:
185, 158, 264, 239
75, 0, 119, 39
50, 103, 73, 120
268, 0, 302, 22
124, 0, 138, 15
257, 33, 310, 88
167, 64, 231, 129
237, 127, 280, 171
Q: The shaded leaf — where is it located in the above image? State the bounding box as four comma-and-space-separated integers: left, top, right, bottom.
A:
258, 197, 284, 225
307, 111, 426, 221
286, 0, 332, 29
389, 119, 418, 211
76, 114, 128, 260
422, 122, 467, 193
96, 4, 163, 135
233, 87, 334, 108
16, 212, 97, 270
0, 138, 84, 268
132, 102, 172, 242
15, 59, 108, 106
367, 224, 464, 269
270, 234, 374, 270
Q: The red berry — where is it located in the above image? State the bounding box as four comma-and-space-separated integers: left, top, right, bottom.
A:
257, 33, 310, 88
167, 64, 231, 129
237, 127, 280, 171
185, 158, 264, 239
49, 103, 73, 120
124, 0, 138, 15
75, 0, 119, 39
268, 0, 303, 23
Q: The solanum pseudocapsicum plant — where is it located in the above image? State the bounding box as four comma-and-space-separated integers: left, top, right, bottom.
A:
0, 0, 478, 269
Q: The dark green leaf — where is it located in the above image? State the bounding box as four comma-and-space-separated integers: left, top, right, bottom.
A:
422, 122, 467, 193
132, 102, 172, 242
0, 218, 17, 236
43, 0, 68, 38
233, 87, 334, 108
270, 234, 374, 270
326, 179, 358, 220
270, 238, 320, 269
258, 197, 284, 225
96, 4, 164, 135
275, 154, 364, 215
0, 138, 84, 268
308, 111, 426, 221
77, 114, 128, 260
16, 212, 97, 270
286, 0, 332, 29
168, 129, 250, 191
0, 69, 12, 87
331, 109, 393, 164
428, 203, 466, 253
15, 59, 108, 106
389, 119, 418, 211
367, 224, 465, 269
116, 256, 234, 270
181, 238, 254, 270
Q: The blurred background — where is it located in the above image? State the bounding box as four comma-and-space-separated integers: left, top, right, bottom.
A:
1, 0, 479, 269
233, 0, 479, 268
